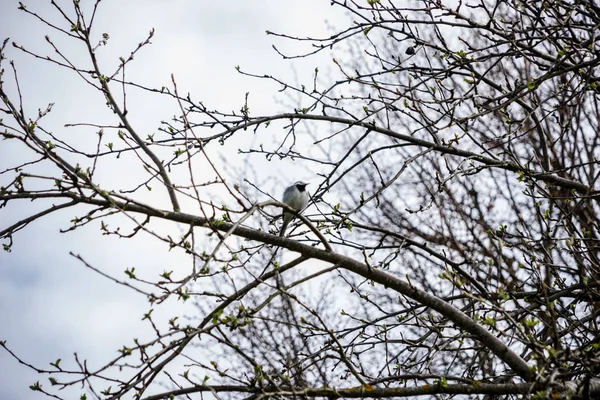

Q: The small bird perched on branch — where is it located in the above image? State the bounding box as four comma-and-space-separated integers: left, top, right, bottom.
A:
280, 181, 309, 236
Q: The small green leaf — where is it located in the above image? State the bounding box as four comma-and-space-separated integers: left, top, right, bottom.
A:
345, 220, 353, 232
174, 148, 185, 157
211, 309, 224, 324
142, 309, 153, 320
124, 267, 136, 279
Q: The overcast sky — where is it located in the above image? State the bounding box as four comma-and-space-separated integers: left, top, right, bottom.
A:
0, 1, 346, 398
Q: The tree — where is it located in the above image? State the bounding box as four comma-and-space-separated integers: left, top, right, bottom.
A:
2, 0, 600, 399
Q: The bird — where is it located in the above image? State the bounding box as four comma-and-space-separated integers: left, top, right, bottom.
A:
279, 181, 309, 236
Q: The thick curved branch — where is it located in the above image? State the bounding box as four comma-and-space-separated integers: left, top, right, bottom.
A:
38, 192, 533, 381
141, 381, 588, 400
218, 113, 598, 198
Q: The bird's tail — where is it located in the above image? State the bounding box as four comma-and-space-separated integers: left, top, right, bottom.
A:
279, 220, 289, 237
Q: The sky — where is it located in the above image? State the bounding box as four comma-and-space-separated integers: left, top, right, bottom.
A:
0, 1, 347, 398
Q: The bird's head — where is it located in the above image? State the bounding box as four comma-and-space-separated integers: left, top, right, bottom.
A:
294, 181, 309, 192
